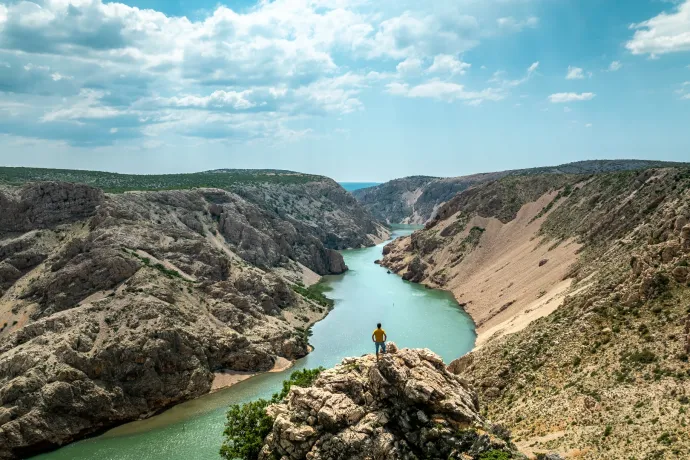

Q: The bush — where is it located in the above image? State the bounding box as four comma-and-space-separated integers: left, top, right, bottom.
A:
292, 283, 334, 308
629, 349, 657, 365
489, 424, 512, 442
479, 450, 511, 460
220, 399, 273, 459
220, 368, 323, 459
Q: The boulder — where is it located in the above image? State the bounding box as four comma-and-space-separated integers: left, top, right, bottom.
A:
672, 266, 689, 283
259, 348, 520, 460
403, 256, 427, 283
448, 353, 475, 375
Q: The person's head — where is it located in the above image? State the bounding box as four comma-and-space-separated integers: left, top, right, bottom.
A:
377, 323, 381, 329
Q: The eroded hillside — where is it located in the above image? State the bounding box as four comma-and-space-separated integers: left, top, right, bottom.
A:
356, 160, 688, 225
382, 168, 690, 458
0, 178, 387, 459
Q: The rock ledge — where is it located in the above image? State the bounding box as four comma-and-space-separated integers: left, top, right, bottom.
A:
260, 346, 522, 459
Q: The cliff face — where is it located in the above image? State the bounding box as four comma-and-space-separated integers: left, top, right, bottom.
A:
354, 160, 689, 225
0, 178, 387, 459
382, 168, 690, 458
259, 347, 525, 460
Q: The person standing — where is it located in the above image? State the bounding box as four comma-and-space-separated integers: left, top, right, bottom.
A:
372, 323, 387, 361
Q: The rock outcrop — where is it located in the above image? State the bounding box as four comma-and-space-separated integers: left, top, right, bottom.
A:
0, 177, 387, 459
0, 182, 103, 233
260, 347, 522, 460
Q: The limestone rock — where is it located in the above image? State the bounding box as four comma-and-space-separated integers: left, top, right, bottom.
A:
0, 180, 384, 459
448, 353, 475, 375
259, 348, 521, 460
0, 182, 103, 233
403, 256, 427, 283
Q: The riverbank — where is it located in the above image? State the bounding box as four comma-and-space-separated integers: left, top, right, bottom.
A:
34, 225, 476, 460
211, 357, 294, 392
380, 195, 582, 351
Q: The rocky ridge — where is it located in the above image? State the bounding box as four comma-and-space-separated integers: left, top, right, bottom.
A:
0, 178, 387, 459
382, 168, 690, 458
259, 346, 525, 460
354, 160, 688, 224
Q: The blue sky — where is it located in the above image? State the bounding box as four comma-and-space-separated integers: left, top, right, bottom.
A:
0, 0, 688, 181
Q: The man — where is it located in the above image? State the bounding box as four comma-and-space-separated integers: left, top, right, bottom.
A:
372, 323, 387, 361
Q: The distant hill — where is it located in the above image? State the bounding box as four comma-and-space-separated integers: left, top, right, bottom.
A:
353, 159, 690, 224
0, 167, 323, 193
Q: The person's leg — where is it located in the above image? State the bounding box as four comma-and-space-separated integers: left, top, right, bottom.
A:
381, 342, 386, 354
375, 342, 381, 360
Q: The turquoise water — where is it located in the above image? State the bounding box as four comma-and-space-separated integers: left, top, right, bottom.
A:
35, 227, 476, 460
338, 182, 380, 192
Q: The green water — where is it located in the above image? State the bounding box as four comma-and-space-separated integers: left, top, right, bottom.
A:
35, 226, 476, 460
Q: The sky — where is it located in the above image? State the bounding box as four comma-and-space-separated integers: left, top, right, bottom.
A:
0, 0, 688, 181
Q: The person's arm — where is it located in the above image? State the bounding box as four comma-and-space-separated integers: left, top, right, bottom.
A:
383, 332, 387, 342
372, 333, 376, 342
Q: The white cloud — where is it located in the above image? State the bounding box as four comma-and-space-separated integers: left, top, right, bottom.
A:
386, 79, 503, 104
51, 72, 72, 81
678, 81, 690, 99
159, 91, 260, 111
566, 66, 585, 79
427, 55, 471, 75
490, 61, 540, 88
585, 123, 592, 127
548, 92, 596, 103
496, 16, 539, 32
385, 82, 410, 96
626, 0, 690, 55
0, 4, 7, 27
608, 61, 622, 71
0, 0, 550, 146
396, 57, 423, 76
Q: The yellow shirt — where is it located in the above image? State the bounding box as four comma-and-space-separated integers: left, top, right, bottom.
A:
372, 328, 386, 342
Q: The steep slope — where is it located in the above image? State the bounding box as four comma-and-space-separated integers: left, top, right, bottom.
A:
355, 160, 689, 224
382, 168, 690, 458
0, 178, 387, 459
257, 347, 526, 460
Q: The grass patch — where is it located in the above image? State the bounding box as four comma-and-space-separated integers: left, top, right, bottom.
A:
123, 249, 186, 280
292, 282, 334, 308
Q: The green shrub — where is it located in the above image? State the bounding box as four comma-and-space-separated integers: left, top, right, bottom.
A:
629, 349, 657, 365
292, 283, 333, 308
220, 368, 323, 459
152, 263, 183, 279
479, 450, 511, 460
219, 399, 273, 460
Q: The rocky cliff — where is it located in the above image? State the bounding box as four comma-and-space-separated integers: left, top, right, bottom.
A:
382, 168, 690, 458
259, 346, 526, 460
354, 160, 688, 224
0, 176, 387, 459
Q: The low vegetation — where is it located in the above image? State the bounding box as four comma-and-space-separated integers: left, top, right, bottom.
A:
0, 166, 322, 193
292, 281, 334, 308
220, 368, 323, 460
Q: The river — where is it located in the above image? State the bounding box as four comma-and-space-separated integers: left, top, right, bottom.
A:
34, 226, 476, 460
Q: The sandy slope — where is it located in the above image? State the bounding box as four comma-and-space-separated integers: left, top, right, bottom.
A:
384, 190, 582, 348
